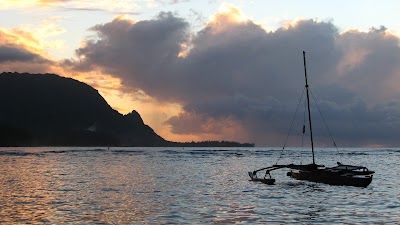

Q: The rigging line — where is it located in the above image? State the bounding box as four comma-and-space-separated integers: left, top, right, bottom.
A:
309, 88, 342, 163
276, 87, 306, 165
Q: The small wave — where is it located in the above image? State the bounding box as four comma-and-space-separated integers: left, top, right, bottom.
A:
343, 152, 369, 156
161, 149, 251, 157
0, 151, 34, 156
379, 148, 400, 153
252, 150, 277, 156
43, 148, 107, 154
111, 150, 146, 155
189, 150, 219, 155
190, 149, 254, 157
161, 149, 180, 154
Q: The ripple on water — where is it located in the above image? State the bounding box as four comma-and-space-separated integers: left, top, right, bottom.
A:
0, 147, 399, 224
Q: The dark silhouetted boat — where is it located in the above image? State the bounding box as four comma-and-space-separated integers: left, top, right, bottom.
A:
249, 51, 374, 187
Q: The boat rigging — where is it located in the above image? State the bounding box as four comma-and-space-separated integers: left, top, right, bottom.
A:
248, 51, 374, 187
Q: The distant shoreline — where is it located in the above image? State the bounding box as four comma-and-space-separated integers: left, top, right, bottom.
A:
0, 141, 255, 148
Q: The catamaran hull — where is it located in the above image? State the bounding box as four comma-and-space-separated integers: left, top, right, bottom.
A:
287, 170, 373, 187
249, 178, 276, 185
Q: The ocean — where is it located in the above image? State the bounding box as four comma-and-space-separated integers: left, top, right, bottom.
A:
0, 147, 399, 224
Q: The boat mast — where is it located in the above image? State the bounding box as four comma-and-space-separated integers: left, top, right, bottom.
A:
303, 51, 315, 164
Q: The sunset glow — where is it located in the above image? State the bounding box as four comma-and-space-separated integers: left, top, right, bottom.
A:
1, 1, 400, 146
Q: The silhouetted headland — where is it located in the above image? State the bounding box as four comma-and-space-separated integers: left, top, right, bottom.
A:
0, 72, 254, 147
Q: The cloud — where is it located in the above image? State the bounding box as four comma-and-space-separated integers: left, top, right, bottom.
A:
0, 28, 54, 72
0, 45, 44, 63
0, 0, 140, 14
154, 0, 190, 5
0, 14, 67, 60
64, 8, 400, 147
0, 0, 66, 9
0, 0, 184, 14
335, 28, 400, 103
65, 12, 190, 100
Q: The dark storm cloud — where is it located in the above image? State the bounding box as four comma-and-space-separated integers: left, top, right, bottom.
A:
0, 30, 53, 73
335, 28, 400, 102
68, 12, 190, 102
0, 45, 46, 63
68, 11, 400, 146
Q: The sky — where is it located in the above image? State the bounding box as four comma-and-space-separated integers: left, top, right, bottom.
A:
1, 0, 400, 147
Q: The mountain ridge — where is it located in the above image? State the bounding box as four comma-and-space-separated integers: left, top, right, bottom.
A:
0, 72, 167, 146
0, 72, 254, 147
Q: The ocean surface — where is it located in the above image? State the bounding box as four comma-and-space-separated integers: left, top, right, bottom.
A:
0, 147, 399, 224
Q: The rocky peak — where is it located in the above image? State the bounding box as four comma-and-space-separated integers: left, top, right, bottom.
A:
124, 110, 144, 125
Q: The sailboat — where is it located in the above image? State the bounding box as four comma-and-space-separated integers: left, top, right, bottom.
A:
248, 51, 374, 187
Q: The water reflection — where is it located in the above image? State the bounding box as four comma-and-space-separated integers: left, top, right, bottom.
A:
0, 147, 399, 224
0, 155, 58, 224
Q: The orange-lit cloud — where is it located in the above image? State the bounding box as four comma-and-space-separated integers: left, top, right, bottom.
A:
0, 0, 139, 13
0, 27, 54, 74
207, 3, 249, 32
0, 15, 66, 60
3, 4, 400, 147
0, 28, 42, 55
1, 19, 146, 122
64, 6, 400, 147
165, 111, 250, 143
0, 0, 69, 9
337, 48, 369, 76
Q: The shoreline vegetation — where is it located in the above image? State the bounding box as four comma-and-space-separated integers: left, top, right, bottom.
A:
0, 141, 255, 148
167, 140, 254, 147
